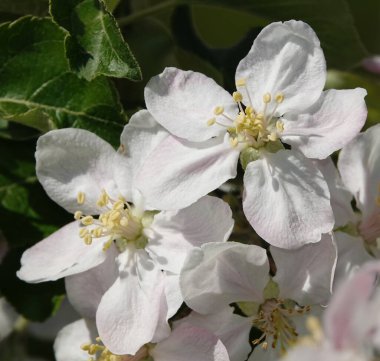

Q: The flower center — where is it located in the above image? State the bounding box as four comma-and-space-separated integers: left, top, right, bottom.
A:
75, 191, 147, 252
81, 338, 151, 361
207, 78, 285, 150
252, 298, 311, 353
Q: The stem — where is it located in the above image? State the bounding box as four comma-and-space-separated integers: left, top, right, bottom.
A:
117, 0, 185, 27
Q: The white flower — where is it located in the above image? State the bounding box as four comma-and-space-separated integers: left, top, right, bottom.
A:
54, 318, 231, 361
17, 111, 234, 355
179, 235, 337, 360
280, 261, 380, 361
135, 20, 367, 248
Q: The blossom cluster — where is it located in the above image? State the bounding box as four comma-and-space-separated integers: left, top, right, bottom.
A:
15, 20, 380, 361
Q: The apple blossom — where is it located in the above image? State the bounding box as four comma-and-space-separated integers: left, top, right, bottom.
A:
54, 318, 231, 361
135, 20, 367, 248
279, 261, 380, 361
17, 112, 234, 355
180, 235, 336, 360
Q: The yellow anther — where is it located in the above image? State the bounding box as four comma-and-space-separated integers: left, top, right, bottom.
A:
84, 234, 93, 245
213, 106, 224, 115
79, 228, 89, 238
232, 91, 243, 102
96, 337, 101, 342
81, 343, 91, 351
236, 78, 246, 87
245, 106, 254, 116
74, 211, 83, 220
112, 200, 124, 211
77, 192, 85, 205
109, 210, 121, 222
103, 238, 113, 252
268, 132, 278, 142
230, 137, 239, 148
263, 93, 271, 103
276, 120, 284, 132
261, 341, 268, 350
256, 113, 264, 120
96, 191, 109, 208
92, 227, 103, 238
81, 216, 94, 226
275, 93, 284, 103
207, 118, 216, 126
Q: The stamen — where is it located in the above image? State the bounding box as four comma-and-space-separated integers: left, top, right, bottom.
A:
96, 191, 109, 208
207, 118, 216, 126
77, 192, 85, 205
233, 91, 243, 103
81, 216, 94, 226
236, 78, 246, 87
74, 211, 83, 220
263, 93, 272, 104
214, 106, 224, 115
275, 93, 284, 103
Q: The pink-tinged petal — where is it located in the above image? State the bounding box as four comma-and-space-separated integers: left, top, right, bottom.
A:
152, 323, 230, 361
338, 124, 380, 240
243, 150, 334, 249
0, 298, 18, 341
17, 222, 107, 282
146, 196, 233, 273
145, 67, 236, 142
333, 232, 371, 290
236, 20, 325, 114
272, 233, 337, 305
136, 134, 240, 210
54, 319, 96, 361
315, 158, 356, 228
176, 309, 252, 361
96, 250, 169, 355
180, 242, 269, 314
36, 128, 126, 215
117, 110, 169, 198
282, 89, 367, 159
325, 261, 380, 350
65, 245, 118, 319
362, 55, 380, 74
279, 344, 355, 361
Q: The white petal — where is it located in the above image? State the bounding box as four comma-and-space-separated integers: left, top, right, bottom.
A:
54, 319, 96, 361
315, 158, 356, 228
0, 298, 18, 341
180, 242, 269, 314
65, 245, 119, 319
145, 67, 236, 142
236, 20, 326, 114
338, 124, 380, 231
136, 134, 240, 210
117, 110, 169, 198
17, 222, 107, 282
176, 309, 252, 361
146, 196, 234, 273
36, 128, 124, 214
164, 272, 183, 320
333, 231, 371, 290
272, 233, 337, 305
281, 89, 367, 159
96, 250, 169, 355
152, 323, 230, 361
243, 150, 334, 249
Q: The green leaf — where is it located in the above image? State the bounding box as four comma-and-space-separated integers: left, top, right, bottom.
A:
193, 0, 368, 69
0, 0, 48, 16
50, 0, 142, 81
326, 70, 380, 129
104, 0, 121, 12
0, 16, 126, 146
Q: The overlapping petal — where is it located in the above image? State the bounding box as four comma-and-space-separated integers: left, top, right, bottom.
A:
236, 20, 326, 114
136, 134, 240, 210
282, 89, 367, 159
96, 250, 168, 355
272, 233, 337, 305
243, 150, 334, 249
180, 242, 269, 314
17, 221, 107, 282
146, 196, 234, 273
36, 128, 125, 214
145, 67, 236, 142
